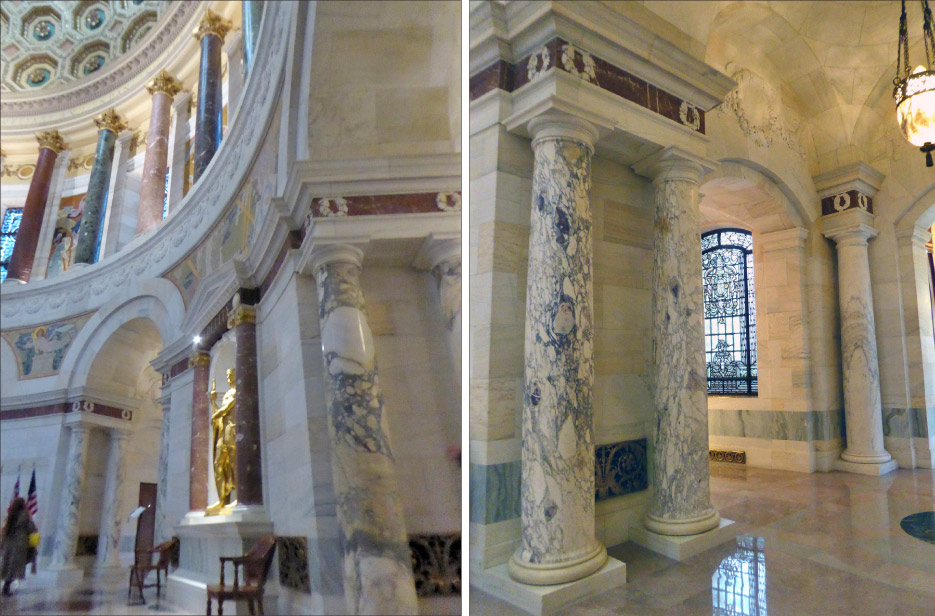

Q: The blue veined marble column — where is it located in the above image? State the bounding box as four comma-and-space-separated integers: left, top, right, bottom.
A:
242, 1, 263, 76
73, 109, 127, 265
639, 147, 720, 536
509, 115, 607, 586
50, 423, 91, 568
192, 9, 231, 183
97, 430, 128, 567
309, 244, 418, 615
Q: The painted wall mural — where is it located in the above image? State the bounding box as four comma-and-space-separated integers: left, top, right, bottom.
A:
46, 192, 86, 279
1, 312, 93, 379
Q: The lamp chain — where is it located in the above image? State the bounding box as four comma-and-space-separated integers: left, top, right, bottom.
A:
896, 0, 910, 87
923, 0, 935, 68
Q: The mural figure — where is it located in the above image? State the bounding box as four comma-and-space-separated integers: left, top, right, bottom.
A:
13, 323, 79, 377
47, 196, 85, 278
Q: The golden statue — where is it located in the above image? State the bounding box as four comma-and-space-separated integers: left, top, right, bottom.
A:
206, 369, 237, 515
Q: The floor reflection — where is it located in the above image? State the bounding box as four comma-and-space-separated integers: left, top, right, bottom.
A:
712, 536, 766, 616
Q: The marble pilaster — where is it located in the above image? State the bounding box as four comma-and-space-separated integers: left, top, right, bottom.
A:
223, 31, 244, 123
98, 130, 133, 259
192, 10, 231, 183
5, 131, 65, 283
509, 114, 607, 586
635, 147, 720, 536
189, 351, 211, 511
32, 148, 71, 281
74, 109, 127, 266
416, 236, 462, 375
156, 388, 172, 543
822, 208, 896, 474
166, 91, 192, 213
97, 430, 129, 566
242, 1, 263, 76
137, 70, 182, 235
228, 302, 263, 506
51, 423, 91, 568
309, 244, 418, 615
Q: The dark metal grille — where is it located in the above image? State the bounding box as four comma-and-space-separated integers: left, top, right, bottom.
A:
702, 229, 757, 395
0, 207, 24, 283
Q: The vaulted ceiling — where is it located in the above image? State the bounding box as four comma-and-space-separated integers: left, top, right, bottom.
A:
0, 0, 168, 92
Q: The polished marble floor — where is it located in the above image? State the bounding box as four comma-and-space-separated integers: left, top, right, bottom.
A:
471, 466, 935, 616
0, 576, 189, 615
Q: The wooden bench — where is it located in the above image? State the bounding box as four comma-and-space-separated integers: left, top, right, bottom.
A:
206, 535, 276, 615
128, 536, 178, 604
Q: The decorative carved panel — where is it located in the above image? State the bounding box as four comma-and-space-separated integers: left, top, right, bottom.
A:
409, 533, 460, 597
276, 537, 310, 594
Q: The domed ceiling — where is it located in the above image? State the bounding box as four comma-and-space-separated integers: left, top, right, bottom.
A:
0, 0, 168, 92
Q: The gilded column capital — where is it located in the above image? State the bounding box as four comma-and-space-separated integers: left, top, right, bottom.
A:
227, 304, 257, 328
146, 69, 183, 98
189, 350, 211, 368
94, 109, 129, 134
194, 9, 232, 42
36, 130, 67, 153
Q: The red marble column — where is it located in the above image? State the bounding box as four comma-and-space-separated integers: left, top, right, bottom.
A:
189, 350, 211, 511
136, 70, 182, 235
228, 303, 263, 505
6, 131, 66, 283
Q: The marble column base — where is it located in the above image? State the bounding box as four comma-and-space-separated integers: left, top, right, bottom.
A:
833, 457, 898, 476
630, 518, 736, 561
509, 541, 607, 586
841, 448, 893, 465
479, 557, 626, 616
644, 507, 720, 536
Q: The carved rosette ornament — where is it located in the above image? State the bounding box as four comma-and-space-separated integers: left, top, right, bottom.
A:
94, 108, 129, 134
194, 9, 232, 42
146, 69, 182, 98
36, 130, 66, 153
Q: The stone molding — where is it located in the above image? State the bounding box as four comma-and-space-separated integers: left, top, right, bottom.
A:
0, 1, 291, 330
528, 112, 599, 149
632, 145, 718, 184
411, 233, 461, 271
821, 208, 878, 245
759, 227, 809, 252
812, 162, 885, 199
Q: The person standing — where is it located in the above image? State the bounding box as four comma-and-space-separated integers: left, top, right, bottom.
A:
0, 497, 36, 595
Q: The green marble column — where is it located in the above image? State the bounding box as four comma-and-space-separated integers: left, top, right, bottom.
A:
74, 109, 127, 266
193, 9, 231, 183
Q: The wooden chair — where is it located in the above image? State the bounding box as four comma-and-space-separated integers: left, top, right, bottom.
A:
128, 536, 179, 604
206, 535, 276, 616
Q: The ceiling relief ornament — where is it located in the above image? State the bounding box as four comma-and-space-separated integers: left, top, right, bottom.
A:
719, 68, 806, 161
0, 1, 168, 93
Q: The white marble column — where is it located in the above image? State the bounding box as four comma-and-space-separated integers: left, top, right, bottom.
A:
32, 149, 71, 281
309, 243, 419, 615
98, 129, 133, 259
165, 91, 192, 214
97, 430, 129, 566
155, 391, 171, 543
224, 30, 244, 124
636, 147, 720, 536
822, 209, 896, 474
415, 235, 462, 375
509, 114, 607, 586
51, 423, 91, 568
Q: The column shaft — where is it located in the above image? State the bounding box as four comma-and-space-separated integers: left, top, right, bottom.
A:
242, 1, 263, 75
97, 431, 128, 566
98, 131, 133, 259
510, 117, 606, 585
137, 92, 173, 234
31, 149, 71, 281
6, 140, 60, 283
836, 237, 889, 462
312, 250, 418, 614
190, 352, 211, 510
646, 158, 719, 536
193, 33, 225, 182
431, 249, 462, 375
229, 305, 263, 506
51, 425, 91, 567
156, 401, 171, 543
166, 92, 191, 213
74, 129, 118, 265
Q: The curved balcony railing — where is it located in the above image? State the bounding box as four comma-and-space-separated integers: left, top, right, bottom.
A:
0, 1, 288, 330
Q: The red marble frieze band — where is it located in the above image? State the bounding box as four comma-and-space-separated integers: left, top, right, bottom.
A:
309, 192, 461, 218
0, 400, 132, 421
821, 189, 874, 216
470, 37, 705, 134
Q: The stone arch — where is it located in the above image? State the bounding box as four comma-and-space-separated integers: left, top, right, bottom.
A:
58, 277, 184, 392
894, 184, 935, 236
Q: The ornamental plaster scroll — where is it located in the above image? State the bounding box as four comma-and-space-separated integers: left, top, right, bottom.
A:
719, 68, 806, 161
0, 1, 291, 330
0, 2, 200, 117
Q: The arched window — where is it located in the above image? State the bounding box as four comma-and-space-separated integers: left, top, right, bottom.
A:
0, 207, 24, 283
701, 228, 757, 395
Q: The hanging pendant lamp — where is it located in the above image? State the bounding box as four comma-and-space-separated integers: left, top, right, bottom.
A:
894, 0, 935, 167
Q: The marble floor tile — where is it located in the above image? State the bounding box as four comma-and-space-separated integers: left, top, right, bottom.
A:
0, 576, 189, 616
471, 467, 935, 616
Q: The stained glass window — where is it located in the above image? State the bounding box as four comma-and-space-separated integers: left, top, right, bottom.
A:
702, 228, 757, 395
0, 208, 24, 283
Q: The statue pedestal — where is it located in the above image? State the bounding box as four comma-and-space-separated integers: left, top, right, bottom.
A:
166, 510, 275, 614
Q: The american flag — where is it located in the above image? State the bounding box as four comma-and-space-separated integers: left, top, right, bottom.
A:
26, 470, 38, 516
12, 471, 20, 500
